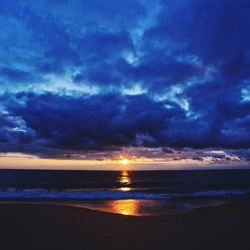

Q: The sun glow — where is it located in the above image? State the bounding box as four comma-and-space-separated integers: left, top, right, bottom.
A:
121, 159, 129, 166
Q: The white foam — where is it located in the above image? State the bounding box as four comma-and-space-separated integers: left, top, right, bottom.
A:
0, 188, 167, 200
0, 188, 248, 200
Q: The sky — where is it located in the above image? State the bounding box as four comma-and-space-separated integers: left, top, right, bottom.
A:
0, 0, 250, 170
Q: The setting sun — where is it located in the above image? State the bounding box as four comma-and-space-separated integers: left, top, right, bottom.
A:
121, 159, 129, 166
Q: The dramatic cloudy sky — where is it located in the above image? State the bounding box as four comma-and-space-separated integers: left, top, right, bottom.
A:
0, 0, 250, 169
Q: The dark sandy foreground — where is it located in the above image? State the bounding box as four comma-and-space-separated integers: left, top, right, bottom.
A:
1, 203, 250, 250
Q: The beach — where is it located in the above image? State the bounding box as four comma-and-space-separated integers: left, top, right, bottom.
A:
1, 203, 250, 250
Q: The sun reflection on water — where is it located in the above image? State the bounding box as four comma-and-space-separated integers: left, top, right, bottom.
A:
109, 199, 139, 216
75, 199, 175, 216
118, 170, 132, 185
119, 187, 131, 192
114, 171, 138, 215
74, 170, 161, 216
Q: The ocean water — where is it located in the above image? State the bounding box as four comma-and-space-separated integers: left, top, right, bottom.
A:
0, 169, 250, 216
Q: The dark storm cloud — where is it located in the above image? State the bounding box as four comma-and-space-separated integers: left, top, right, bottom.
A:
1, 90, 250, 156
3, 92, 185, 152
0, 0, 250, 161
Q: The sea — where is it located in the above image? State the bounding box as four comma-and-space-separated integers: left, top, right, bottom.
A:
0, 169, 250, 216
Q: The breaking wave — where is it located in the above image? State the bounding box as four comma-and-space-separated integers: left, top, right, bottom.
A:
0, 188, 249, 200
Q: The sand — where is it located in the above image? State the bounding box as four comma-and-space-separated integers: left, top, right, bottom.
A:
1, 203, 250, 250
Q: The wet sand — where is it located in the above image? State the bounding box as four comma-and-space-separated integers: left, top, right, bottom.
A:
1, 203, 250, 250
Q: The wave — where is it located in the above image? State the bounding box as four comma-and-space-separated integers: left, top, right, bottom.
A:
190, 189, 248, 197
0, 188, 249, 200
0, 189, 167, 200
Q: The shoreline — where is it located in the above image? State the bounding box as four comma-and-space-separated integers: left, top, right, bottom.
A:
0, 198, 238, 217
1, 202, 250, 250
